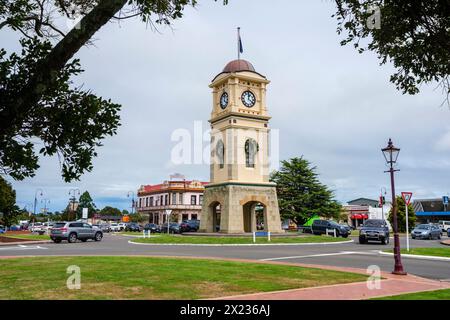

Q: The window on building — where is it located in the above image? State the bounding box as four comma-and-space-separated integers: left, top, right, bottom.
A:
191, 214, 198, 220
191, 195, 197, 205
172, 193, 177, 205
179, 193, 183, 204
150, 197, 153, 207
160, 195, 163, 206
199, 195, 203, 205
165, 194, 168, 206
245, 139, 258, 168
145, 197, 149, 207
139, 198, 142, 208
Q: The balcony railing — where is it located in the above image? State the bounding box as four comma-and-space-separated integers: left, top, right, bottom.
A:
137, 204, 202, 211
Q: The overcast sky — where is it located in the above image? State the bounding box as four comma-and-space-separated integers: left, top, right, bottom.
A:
2, 1, 450, 213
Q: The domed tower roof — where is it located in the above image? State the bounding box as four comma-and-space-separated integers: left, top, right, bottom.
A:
222, 59, 256, 73
212, 59, 266, 83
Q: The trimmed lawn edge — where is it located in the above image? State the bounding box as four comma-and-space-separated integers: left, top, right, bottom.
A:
370, 288, 450, 300
379, 250, 450, 262
129, 239, 354, 246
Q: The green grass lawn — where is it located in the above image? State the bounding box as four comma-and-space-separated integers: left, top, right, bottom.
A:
0, 256, 367, 300
5, 234, 50, 241
118, 231, 145, 236
385, 247, 450, 258
373, 288, 450, 300
131, 234, 349, 244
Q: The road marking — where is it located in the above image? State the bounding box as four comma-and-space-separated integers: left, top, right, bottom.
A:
0, 245, 48, 251
259, 251, 372, 261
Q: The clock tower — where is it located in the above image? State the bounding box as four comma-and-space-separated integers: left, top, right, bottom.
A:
200, 59, 283, 234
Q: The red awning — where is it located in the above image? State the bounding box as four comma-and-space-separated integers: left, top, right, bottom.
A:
352, 214, 363, 219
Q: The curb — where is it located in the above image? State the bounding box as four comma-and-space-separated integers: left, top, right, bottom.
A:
128, 239, 354, 247
378, 250, 450, 262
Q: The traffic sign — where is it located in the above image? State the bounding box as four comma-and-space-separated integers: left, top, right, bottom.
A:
443, 196, 449, 205
401, 192, 413, 205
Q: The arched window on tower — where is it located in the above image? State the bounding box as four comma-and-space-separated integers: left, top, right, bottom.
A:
245, 139, 259, 168
216, 139, 225, 169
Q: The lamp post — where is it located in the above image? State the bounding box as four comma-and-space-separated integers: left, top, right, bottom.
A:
68, 189, 80, 221
381, 138, 406, 275
33, 189, 44, 218
41, 199, 51, 234
127, 191, 135, 215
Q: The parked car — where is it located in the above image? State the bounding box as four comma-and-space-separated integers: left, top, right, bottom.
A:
50, 221, 103, 243
340, 224, 353, 234
438, 220, 450, 233
311, 220, 349, 238
0, 225, 5, 234
109, 223, 121, 232
179, 220, 200, 233
125, 223, 143, 232
411, 224, 441, 240
160, 223, 181, 234
447, 228, 450, 237
9, 225, 21, 231
144, 223, 161, 233
359, 219, 390, 244
98, 223, 111, 233
118, 223, 128, 231
30, 222, 44, 233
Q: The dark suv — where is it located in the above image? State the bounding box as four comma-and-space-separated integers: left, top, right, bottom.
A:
50, 222, 103, 243
359, 219, 390, 245
311, 220, 349, 238
125, 223, 143, 232
179, 220, 200, 233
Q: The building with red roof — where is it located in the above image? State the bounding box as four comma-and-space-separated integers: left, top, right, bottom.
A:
136, 174, 209, 224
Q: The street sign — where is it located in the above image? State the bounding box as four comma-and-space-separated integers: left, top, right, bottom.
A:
82, 208, 88, 219
165, 209, 172, 216
401, 192, 413, 206
443, 196, 449, 205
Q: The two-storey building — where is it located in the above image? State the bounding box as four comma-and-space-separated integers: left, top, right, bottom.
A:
137, 178, 208, 224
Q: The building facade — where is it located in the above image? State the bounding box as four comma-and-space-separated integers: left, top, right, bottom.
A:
344, 198, 392, 229
137, 177, 208, 224
413, 198, 450, 223
200, 59, 283, 233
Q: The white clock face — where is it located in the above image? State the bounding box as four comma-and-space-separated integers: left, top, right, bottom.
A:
241, 91, 256, 108
220, 92, 228, 109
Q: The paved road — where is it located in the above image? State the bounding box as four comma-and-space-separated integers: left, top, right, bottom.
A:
1, 234, 449, 281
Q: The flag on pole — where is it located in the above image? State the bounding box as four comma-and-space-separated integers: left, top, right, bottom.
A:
237, 27, 243, 59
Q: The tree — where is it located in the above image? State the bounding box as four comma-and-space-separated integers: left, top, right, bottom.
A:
270, 157, 342, 226
99, 206, 121, 216
122, 209, 130, 215
129, 213, 145, 223
388, 196, 416, 233
0, 0, 227, 181
76, 191, 97, 219
0, 176, 20, 226
334, 1, 450, 104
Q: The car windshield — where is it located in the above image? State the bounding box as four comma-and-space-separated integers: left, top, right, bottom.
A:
363, 220, 384, 227
416, 225, 430, 230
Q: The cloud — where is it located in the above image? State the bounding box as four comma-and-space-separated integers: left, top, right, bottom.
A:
3, 0, 450, 212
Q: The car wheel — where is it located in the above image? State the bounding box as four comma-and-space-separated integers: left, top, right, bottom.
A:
438, 234, 441, 240
359, 237, 366, 244
94, 232, 103, 241
381, 238, 387, 245
68, 233, 77, 243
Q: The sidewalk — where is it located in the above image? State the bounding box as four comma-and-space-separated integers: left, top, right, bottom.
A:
211, 263, 450, 300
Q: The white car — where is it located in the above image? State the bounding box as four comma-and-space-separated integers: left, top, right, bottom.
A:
30, 223, 44, 233
118, 223, 128, 231
438, 220, 450, 232
109, 223, 121, 232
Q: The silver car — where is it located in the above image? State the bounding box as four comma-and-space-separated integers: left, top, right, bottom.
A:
50, 221, 103, 243
411, 224, 441, 240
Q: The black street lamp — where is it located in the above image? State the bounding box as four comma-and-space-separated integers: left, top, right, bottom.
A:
127, 191, 135, 215
33, 189, 44, 218
381, 138, 406, 275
